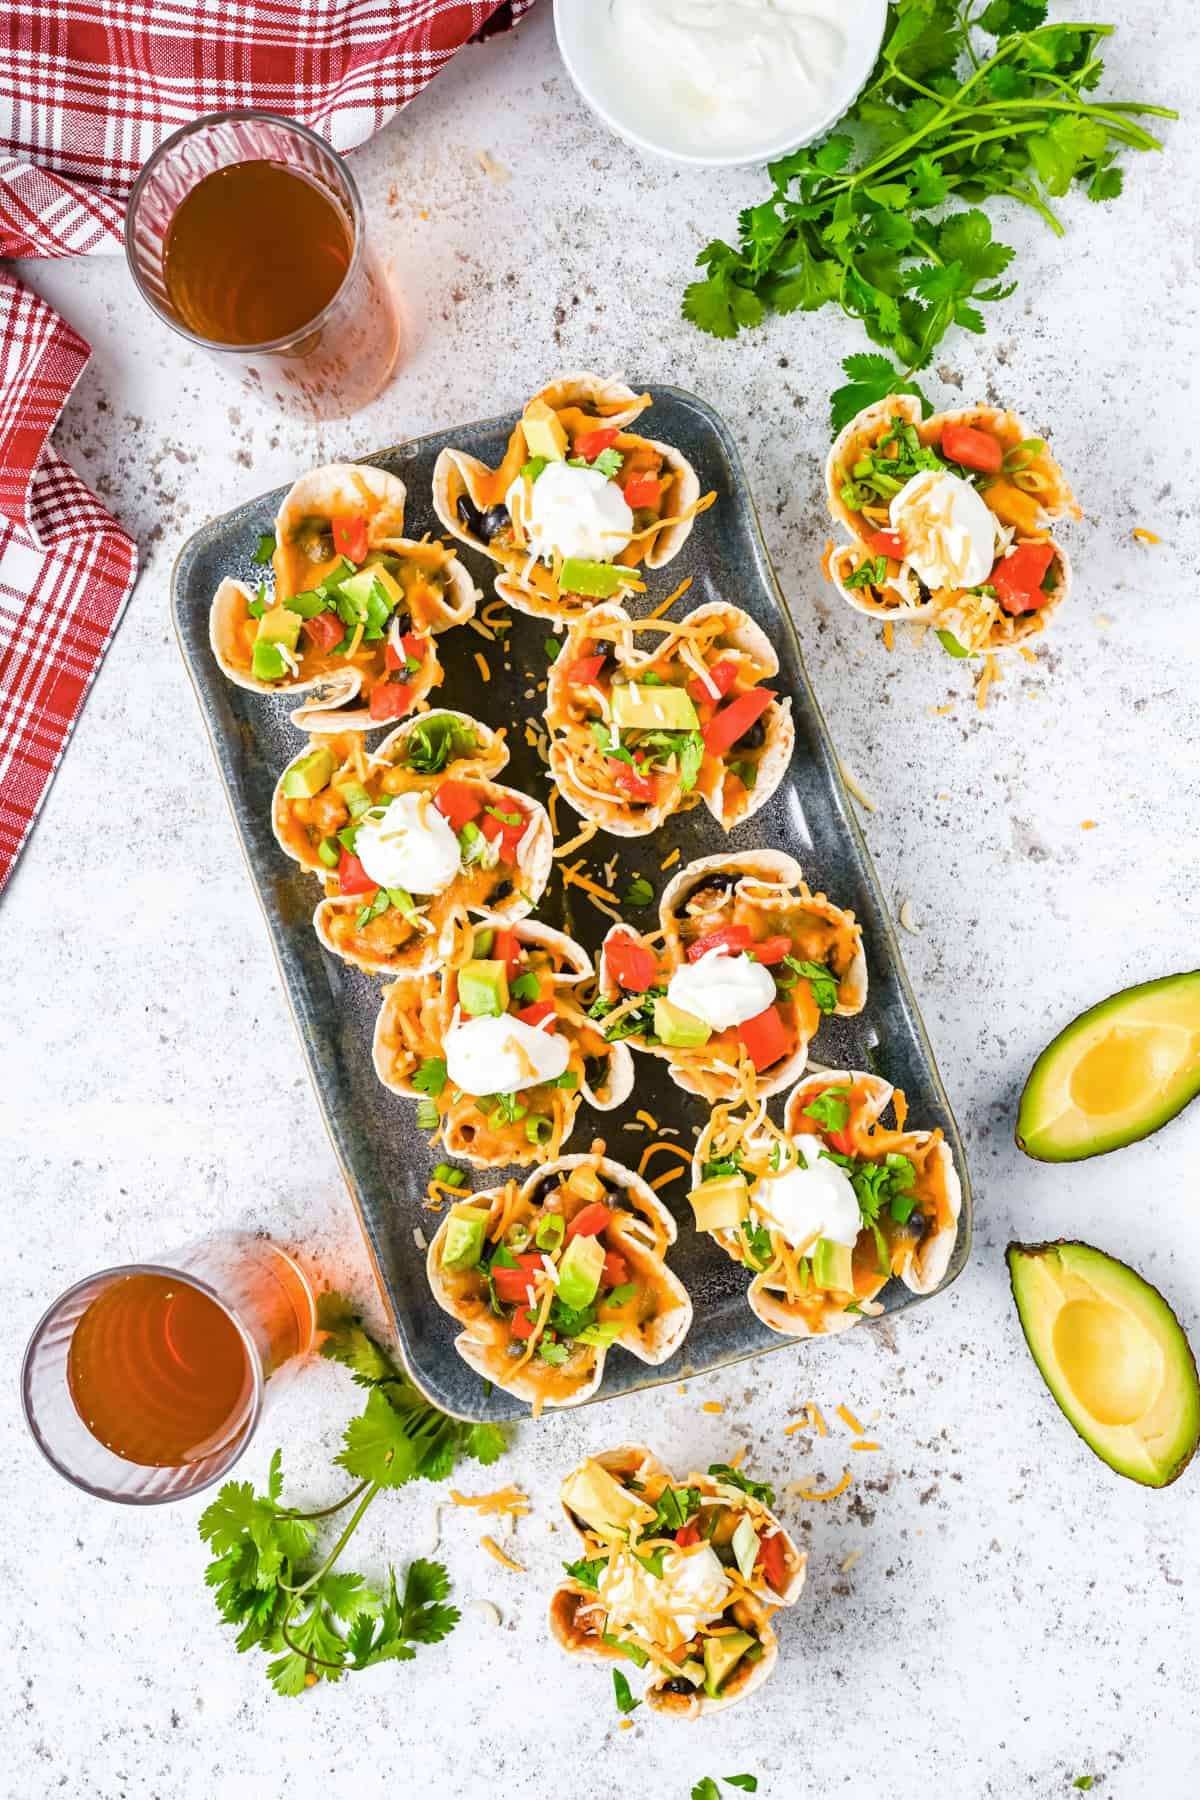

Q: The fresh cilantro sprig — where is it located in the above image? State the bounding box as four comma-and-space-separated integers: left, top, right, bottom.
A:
707, 1463, 776, 1508
681, 5, 1175, 427
198, 1291, 505, 1696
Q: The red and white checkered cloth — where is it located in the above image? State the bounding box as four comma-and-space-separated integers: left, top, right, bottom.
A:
0, 0, 532, 891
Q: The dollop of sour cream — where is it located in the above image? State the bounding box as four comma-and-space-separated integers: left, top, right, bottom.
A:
605, 0, 860, 159
598, 1543, 730, 1651
890, 469, 997, 592
509, 460, 633, 564
354, 792, 461, 894
753, 1135, 860, 1248
667, 950, 776, 1031
444, 1012, 570, 1097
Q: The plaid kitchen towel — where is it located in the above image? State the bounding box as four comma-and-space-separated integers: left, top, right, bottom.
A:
0, 0, 532, 890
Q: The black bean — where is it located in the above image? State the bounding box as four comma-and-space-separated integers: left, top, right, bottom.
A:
456, 492, 485, 537
489, 878, 514, 903
739, 718, 766, 750
679, 873, 735, 916
392, 611, 412, 637
661, 1677, 697, 1695
480, 503, 511, 541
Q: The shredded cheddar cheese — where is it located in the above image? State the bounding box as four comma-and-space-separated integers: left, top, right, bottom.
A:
727, 1445, 746, 1470
646, 574, 694, 620
659, 848, 680, 870
649, 1168, 683, 1191
450, 1487, 530, 1518
820, 537, 835, 582
479, 1535, 525, 1572
473, 651, 492, 683
850, 1440, 881, 1452
634, 1110, 659, 1132
883, 620, 894, 652
637, 1140, 692, 1178
975, 654, 997, 711
701, 1401, 724, 1415
836, 1404, 867, 1437
1080, 819, 1098, 831
794, 1469, 852, 1502
553, 820, 600, 859
1132, 527, 1160, 544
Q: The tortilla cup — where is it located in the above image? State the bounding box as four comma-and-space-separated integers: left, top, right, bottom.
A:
596, 851, 865, 1103
431, 373, 707, 624
373, 923, 634, 1166
545, 601, 791, 837
426, 1151, 691, 1409
550, 1444, 804, 1716
824, 395, 1077, 651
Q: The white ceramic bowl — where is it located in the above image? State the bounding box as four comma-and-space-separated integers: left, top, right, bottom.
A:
553, 0, 888, 169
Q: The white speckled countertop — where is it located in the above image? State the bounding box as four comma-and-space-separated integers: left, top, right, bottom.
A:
3, 7, 1198, 1796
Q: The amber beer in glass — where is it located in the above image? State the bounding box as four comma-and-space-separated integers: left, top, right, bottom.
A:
22, 1235, 316, 1503
125, 111, 400, 420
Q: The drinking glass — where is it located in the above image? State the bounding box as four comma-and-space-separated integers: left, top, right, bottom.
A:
21, 1234, 317, 1505
124, 110, 401, 420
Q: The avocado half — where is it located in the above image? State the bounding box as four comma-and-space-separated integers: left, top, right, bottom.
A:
1016, 971, 1200, 1161
1007, 1240, 1200, 1488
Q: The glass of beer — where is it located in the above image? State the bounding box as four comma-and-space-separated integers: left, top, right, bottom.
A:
124, 110, 401, 420
21, 1234, 317, 1504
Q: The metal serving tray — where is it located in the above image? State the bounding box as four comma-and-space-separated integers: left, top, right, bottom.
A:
172, 386, 972, 1421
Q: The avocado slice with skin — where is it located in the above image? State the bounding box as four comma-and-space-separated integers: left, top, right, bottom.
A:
1007, 1239, 1200, 1488
703, 1629, 755, 1699
611, 682, 699, 733
1016, 971, 1200, 1161
653, 995, 711, 1049
689, 1174, 749, 1232
281, 747, 335, 800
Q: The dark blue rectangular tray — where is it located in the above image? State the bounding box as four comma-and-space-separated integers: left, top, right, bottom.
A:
171, 386, 971, 1421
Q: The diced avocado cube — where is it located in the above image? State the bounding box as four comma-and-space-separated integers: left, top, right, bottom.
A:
653, 996, 711, 1049
339, 566, 404, 613
281, 747, 336, 800
251, 637, 290, 682
561, 1459, 649, 1537
812, 1237, 856, 1293
473, 927, 496, 958
574, 1320, 620, 1348
458, 958, 509, 1018
566, 1163, 605, 1203
557, 1234, 606, 1311
689, 1174, 749, 1233
522, 397, 568, 462
559, 558, 629, 599
317, 837, 340, 869
335, 779, 373, 819
610, 683, 699, 733
442, 1205, 489, 1271
703, 1629, 755, 1699
255, 605, 303, 649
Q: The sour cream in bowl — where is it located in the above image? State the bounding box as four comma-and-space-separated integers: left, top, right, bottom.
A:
554, 0, 888, 168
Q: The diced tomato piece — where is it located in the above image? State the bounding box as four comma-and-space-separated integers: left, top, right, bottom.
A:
368, 681, 413, 722
336, 849, 376, 897
686, 658, 739, 705
675, 1522, 701, 1548
605, 931, 658, 994
759, 1531, 788, 1592
514, 999, 555, 1028
991, 540, 1056, 615
383, 631, 424, 673
686, 924, 753, 962
433, 780, 482, 832
331, 513, 369, 563
623, 470, 660, 509
736, 1004, 791, 1072
493, 1253, 543, 1306
753, 935, 794, 966
702, 687, 775, 759
601, 1250, 629, 1289
493, 930, 522, 980
565, 653, 606, 687
573, 426, 619, 462
611, 763, 655, 804
566, 1202, 613, 1241
866, 529, 904, 559
940, 422, 1003, 475
303, 611, 342, 653
509, 1306, 539, 1341
826, 1127, 855, 1157
480, 805, 527, 860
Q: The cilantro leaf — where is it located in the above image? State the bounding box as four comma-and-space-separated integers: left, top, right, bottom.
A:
404, 714, 476, 776
623, 877, 654, 907
563, 1556, 607, 1591
803, 1087, 851, 1132
412, 1056, 448, 1098
693, 1784, 722, 1800
336, 1386, 428, 1489
613, 1668, 641, 1715
646, 1485, 700, 1535
683, 241, 765, 339
708, 1463, 776, 1508
252, 532, 276, 565
725, 1782, 759, 1795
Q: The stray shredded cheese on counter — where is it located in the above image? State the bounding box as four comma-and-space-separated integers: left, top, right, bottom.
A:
553, 820, 599, 859
898, 899, 921, 935
650, 1168, 683, 1191
637, 1140, 691, 1177
470, 1598, 503, 1627
451, 1487, 531, 1519
701, 1401, 724, 1415
840, 1550, 864, 1574
975, 654, 998, 711
794, 1469, 852, 1502
851, 1440, 881, 1452
474, 651, 491, 683
635, 1110, 658, 1132
1132, 527, 1160, 544
646, 574, 694, 620
839, 760, 877, 814
836, 1404, 868, 1436
883, 620, 894, 652
1080, 819, 1098, 831
480, 1536, 524, 1572
659, 848, 680, 870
